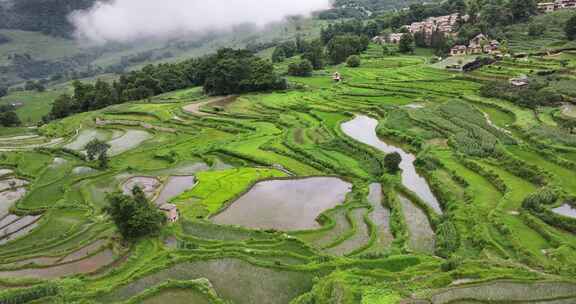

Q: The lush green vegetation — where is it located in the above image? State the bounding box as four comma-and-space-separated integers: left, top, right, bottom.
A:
0, 1, 576, 303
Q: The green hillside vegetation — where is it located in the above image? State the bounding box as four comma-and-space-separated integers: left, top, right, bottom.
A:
0, 32, 575, 302
0, 0, 575, 303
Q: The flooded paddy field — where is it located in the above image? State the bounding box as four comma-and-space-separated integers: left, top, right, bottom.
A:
341, 115, 442, 214
0, 249, 116, 279
100, 258, 315, 304
428, 281, 576, 304
211, 177, 352, 231
365, 183, 394, 252
398, 194, 435, 254
552, 204, 576, 219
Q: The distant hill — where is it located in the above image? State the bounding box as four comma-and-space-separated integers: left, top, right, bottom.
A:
318, 0, 435, 19
0, 0, 97, 36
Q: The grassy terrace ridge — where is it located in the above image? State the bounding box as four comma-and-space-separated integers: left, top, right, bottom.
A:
0, 42, 575, 304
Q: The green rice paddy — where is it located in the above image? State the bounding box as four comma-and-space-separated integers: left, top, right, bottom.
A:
0, 44, 575, 303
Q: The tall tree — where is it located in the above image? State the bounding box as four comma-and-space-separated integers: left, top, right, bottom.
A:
398, 34, 415, 54
566, 15, 576, 41
508, 0, 537, 22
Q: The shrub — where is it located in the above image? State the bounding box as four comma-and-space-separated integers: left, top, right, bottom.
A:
384, 152, 402, 173
346, 55, 361, 68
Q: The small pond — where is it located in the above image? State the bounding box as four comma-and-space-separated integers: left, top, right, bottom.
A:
341, 115, 442, 214
552, 204, 576, 219
212, 177, 352, 231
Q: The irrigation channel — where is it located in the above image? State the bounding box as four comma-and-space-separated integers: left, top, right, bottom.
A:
341, 115, 442, 214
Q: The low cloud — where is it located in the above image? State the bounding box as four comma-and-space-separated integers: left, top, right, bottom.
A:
70, 0, 330, 44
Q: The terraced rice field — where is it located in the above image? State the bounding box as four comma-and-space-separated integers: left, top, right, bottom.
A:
0, 46, 575, 303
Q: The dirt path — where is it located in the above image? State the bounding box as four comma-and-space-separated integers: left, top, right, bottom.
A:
182, 96, 237, 116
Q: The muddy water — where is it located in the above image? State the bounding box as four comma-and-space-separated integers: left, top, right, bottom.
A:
60, 239, 108, 263
324, 208, 370, 256
341, 115, 442, 214
0, 178, 27, 192
155, 176, 196, 206
108, 130, 152, 156
64, 129, 111, 151
142, 289, 211, 304
552, 204, 576, 219
0, 188, 27, 218
101, 258, 314, 304
0, 220, 39, 245
430, 280, 576, 304
0, 169, 13, 177
212, 177, 352, 231
367, 183, 394, 250
0, 249, 115, 279
398, 194, 435, 254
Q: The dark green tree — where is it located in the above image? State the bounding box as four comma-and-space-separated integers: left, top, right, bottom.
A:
508, 0, 537, 22
384, 152, 402, 173
346, 55, 361, 68
271, 47, 286, 63
301, 39, 325, 70
98, 152, 109, 169
566, 14, 576, 40
105, 187, 166, 241
398, 34, 415, 54
50, 94, 73, 119
326, 34, 369, 64
0, 87, 7, 98
85, 139, 110, 161
0, 111, 21, 127
288, 59, 313, 77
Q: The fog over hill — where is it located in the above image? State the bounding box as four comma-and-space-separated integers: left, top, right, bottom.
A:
70, 0, 331, 45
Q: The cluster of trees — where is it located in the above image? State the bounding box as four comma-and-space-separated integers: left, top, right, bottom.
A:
0, 105, 20, 127
48, 48, 286, 121
480, 79, 564, 109
288, 60, 313, 77
105, 186, 166, 241
24, 80, 45, 92
321, 19, 380, 43
272, 20, 372, 77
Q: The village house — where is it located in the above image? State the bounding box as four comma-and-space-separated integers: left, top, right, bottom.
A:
406, 13, 467, 43
373, 13, 467, 46
159, 203, 179, 222
538, 0, 576, 13
450, 34, 501, 56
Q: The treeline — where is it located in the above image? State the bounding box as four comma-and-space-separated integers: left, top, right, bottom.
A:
48, 48, 286, 121
272, 20, 371, 77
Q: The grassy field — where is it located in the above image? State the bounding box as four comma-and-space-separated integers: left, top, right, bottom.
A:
0, 40, 574, 304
